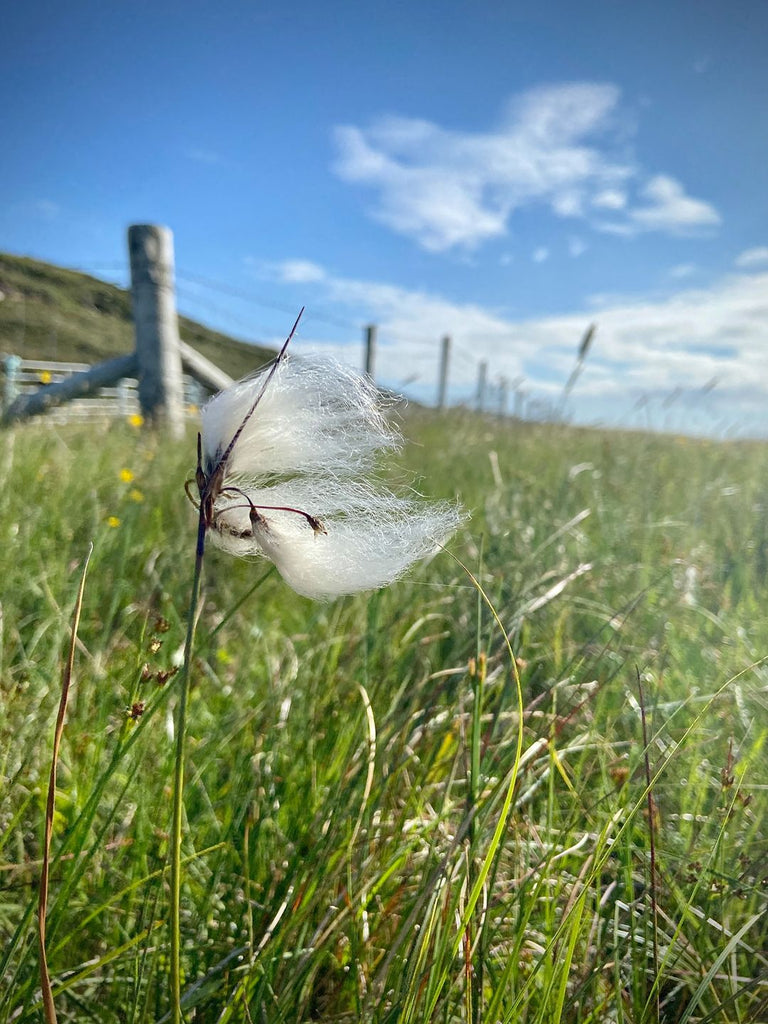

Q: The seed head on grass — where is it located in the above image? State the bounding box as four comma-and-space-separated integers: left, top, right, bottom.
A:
170, 314, 463, 1021
191, 318, 464, 598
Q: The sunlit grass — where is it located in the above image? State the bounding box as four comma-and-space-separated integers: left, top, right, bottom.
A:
1, 412, 767, 1022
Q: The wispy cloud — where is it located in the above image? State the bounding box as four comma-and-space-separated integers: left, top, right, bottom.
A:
332, 83, 720, 252
265, 258, 327, 283
735, 246, 768, 268
626, 175, 720, 235
592, 189, 627, 210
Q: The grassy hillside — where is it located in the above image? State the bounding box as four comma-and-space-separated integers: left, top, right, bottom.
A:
1, 402, 767, 1021
0, 252, 274, 378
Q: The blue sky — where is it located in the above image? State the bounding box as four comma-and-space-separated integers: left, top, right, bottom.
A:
2, 0, 768, 436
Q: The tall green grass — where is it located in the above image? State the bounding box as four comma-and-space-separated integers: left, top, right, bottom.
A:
1, 411, 767, 1022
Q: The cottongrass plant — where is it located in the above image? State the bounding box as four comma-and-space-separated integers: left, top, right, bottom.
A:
171, 313, 463, 1020
196, 322, 461, 598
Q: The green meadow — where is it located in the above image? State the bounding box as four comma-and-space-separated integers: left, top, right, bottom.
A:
1, 408, 767, 1022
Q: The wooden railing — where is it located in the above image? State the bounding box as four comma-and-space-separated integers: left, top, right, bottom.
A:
1, 355, 206, 424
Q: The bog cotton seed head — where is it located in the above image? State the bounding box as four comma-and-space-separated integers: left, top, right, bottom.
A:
190, 321, 464, 600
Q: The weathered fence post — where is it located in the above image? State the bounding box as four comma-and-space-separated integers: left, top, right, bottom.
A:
128, 224, 184, 439
476, 360, 487, 413
437, 335, 451, 409
364, 324, 377, 381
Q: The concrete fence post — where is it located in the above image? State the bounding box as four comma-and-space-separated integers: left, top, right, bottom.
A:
128, 224, 184, 439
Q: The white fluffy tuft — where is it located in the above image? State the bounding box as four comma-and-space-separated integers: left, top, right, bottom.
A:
202, 357, 398, 479
199, 354, 465, 599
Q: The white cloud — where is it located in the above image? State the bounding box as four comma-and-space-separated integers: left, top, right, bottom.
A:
552, 192, 584, 217
626, 175, 721, 234
532, 247, 550, 263
333, 122, 509, 250
568, 237, 587, 257
735, 246, 768, 268
262, 258, 768, 435
332, 85, 721, 252
333, 83, 633, 251
592, 188, 627, 210
270, 259, 327, 283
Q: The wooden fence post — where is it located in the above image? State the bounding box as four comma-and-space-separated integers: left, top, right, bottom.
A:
437, 335, 451, 409
476, 361, 487, 413
128, 224, 184, 438
364, 324, 377, 380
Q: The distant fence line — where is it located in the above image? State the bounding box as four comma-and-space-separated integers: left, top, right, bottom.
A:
0, 351, 539, 425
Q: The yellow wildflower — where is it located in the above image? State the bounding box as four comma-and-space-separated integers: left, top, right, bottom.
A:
129, 488, 144, 503
128, 413, 144, 428
120, 468, 135, 483
107, 516, 121, 528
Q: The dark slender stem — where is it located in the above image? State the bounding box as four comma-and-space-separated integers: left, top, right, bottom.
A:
170, 509, 206, 1024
